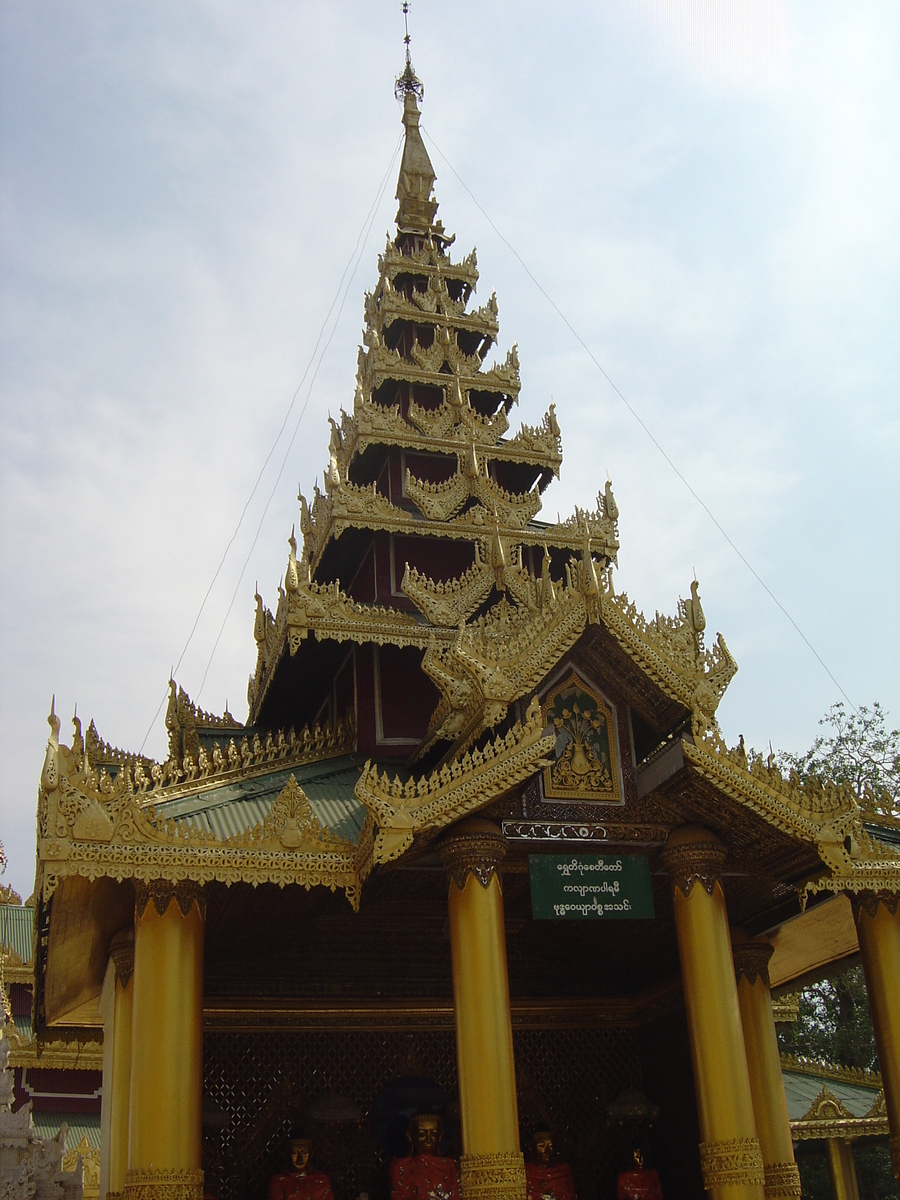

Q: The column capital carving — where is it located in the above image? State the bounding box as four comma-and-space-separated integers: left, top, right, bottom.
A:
124, 1168, 204, 1200
762, 1161, 802, 1199
849, 888, 900, 922
109, 925, 135, 989
699, 1137, 764, 1191
134, 879, 206, 921
661, 826, 726, 898
459, 1152, 526, 1200
439, 818, 507, 891
731, 934, 774, 988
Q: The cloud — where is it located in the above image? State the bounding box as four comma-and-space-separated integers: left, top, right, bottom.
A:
631, 0, 793, 89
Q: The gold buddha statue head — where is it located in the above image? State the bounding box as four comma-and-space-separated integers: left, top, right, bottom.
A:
530, 1127, 555, 1167
286, 1131, 312, 1175
407, 1112, 444, 1157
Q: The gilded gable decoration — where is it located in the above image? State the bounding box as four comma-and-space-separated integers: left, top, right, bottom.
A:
35, 703, 371, 909
540, 675, 623, 804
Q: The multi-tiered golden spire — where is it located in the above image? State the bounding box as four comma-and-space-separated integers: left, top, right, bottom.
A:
237, 49, 743, 762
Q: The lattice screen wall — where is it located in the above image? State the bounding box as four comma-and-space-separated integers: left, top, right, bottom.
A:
203, 1028, 643, 1200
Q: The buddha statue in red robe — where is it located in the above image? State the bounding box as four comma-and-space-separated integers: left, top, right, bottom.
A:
268, 1134, 335, 1200
525, 1128, 576, 1200
616, 1149, 663, 1200
390, 1113, 460, 1200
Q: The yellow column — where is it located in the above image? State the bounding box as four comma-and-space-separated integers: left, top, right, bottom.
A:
824, 1137, 860, 1200
661, 827, 765, 1200
125, 881, 205, 1200
730, 932, 801, 1200
852, 891, 900, 1182
106, 928, 135, 1200
439, 819, 525, 1200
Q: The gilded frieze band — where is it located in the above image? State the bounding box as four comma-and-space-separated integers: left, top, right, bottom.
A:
698, 1137, 765, 1190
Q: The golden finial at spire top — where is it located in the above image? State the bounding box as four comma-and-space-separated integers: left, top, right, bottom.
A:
395, 3, 424, 104
393, 3, 439, 231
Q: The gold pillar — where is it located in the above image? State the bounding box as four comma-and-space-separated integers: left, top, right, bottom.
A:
106, 928, 135, 1200
852, 891, 900, 1181
824, 1137, 860, 1200
439, 819, 525, 1200
661, 827, 765, 1200
125, 881, 205, 1200
731, 932, 801, 1200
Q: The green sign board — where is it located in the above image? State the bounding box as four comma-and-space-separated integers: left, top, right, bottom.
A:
528, 854, 655, 920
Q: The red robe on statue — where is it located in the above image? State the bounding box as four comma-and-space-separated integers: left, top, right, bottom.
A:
268, 1172, 335, 1200
616, 1168, 663, 1200
390, 1154, 461, 1200
525, 1163, 577, 1200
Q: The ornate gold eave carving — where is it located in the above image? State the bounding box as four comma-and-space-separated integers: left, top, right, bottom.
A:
1, 948, 33, 985
302, 479, 618, 578
6, 1031, 103, 1071
377, 237, 479, 290
681, 734, 900, 892
345, 392, 562, 476
358, 341, 521, 399
355, 697, 553, 865
790, 1084, 889, 1142
36, 709, 373, 910
370, 277, 499, 340
780, 1054, 882, 1088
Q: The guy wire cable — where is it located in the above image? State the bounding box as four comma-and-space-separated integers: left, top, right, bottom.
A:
421, 124, 858, 716
139, 131, 403, 750
193, 132, 404, 704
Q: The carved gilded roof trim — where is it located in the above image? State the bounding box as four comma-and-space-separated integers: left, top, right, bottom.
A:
404, 460, 543, 528
355, 697, 553, 865
419, 588, 591, 755
375, 283, 499, 338
682, 739, 828, 844
407, 394, 511, 441
681, 737, 900, 892
377, 239, 479, 288
6, 1032, 103, 1071
1, 953, 33, 985
305, 490, 619, 577
409, 330, 484, 375
36, 711, 373, 909
350, 393, 561, 470
141, 717, 352, 804
405, 463, 471, 521
780, 1054, 882, 1088
358, 343, 521, 397
401, 557, 495, 627
599, 589, 735, 721
790, 1084, 889, 1141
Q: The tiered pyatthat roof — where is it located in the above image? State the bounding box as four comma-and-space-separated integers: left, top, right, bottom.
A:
28, 64, 900, 1036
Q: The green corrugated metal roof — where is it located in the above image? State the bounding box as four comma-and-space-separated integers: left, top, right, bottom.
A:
153, 755, 368, 844
0, 904, 34, 963
32, 1113, 101, 1152
866, 820, 900, 849
782, 1070, 880, 1121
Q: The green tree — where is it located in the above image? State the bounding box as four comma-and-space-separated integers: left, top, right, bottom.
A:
777, 701, 898, 1197
780, 701, 900, 810
778, 962, 876, 1070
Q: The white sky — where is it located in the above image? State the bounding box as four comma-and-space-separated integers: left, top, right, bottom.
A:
1, 1, 898, 901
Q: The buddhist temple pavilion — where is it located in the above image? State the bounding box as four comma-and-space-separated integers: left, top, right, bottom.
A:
27, 48, 900, 1200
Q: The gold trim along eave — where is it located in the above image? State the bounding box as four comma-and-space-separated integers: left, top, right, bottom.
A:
355, 697, 554, 864
36, 708, 374, 910
681, 735, 900, 894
